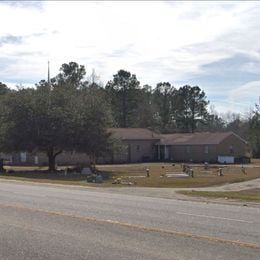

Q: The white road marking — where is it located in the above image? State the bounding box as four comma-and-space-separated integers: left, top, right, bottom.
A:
176, 211, 253, 223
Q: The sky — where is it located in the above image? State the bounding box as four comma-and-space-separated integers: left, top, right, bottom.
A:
0, 1, 260, 115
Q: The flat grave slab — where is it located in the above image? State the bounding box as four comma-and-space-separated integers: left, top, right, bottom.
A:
165, 172, 189, 178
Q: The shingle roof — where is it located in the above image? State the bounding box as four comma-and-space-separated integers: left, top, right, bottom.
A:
108, 128, 160, 140
158, 132, 247, 145
108, 128, 248, 145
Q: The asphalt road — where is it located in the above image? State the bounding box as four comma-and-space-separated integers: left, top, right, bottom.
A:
0, 180, 259, 259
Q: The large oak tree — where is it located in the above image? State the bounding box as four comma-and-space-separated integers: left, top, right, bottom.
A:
0, 63, 112, 172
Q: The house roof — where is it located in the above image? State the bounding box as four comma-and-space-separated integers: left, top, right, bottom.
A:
108, 128, 248, 145
158, 132, 248, 145
108, 128, 160, 140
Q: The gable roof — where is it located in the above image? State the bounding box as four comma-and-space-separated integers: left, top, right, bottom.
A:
158, 132, 247, 145
108, 128, 160, 140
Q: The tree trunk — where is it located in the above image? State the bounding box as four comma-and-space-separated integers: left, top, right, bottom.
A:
47, 148, 62, 173
191, 118, 195, 133
0, 159, 4, 173
47, 148, 55, 173
90, 154, 97, 173
122, 87, 127, 127
191, 102, 195, 133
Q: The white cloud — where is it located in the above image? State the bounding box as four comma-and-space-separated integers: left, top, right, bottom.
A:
0, 1, 260, 112
228, 81, 260, 105
211, 81, 260, 114
240, 62, 260, 74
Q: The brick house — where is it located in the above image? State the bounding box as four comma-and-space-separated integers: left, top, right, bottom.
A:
107, 128, 161, 163
1, 129, 250, 165
157, 132, 251, 163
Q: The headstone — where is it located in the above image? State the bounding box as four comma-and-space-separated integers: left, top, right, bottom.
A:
189, 168, 194, 178
241, 165, 246, 175
204, 162, 209, 170
81, 167, 92, 175
166, 173, 189, 178
146, 168, 150, 177
95, 174, 103, 183
218, 168, 223, 176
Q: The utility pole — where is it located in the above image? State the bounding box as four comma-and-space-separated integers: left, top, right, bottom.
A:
48, 60, 50, 86
47, 61, 52, 110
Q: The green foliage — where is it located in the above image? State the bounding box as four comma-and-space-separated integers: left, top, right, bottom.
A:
197, 113, 225, 132
225, 113, 249, 140
175, 85, 209, 133
54, 61, 87, 89
2, 61, 257, 167
249, 105, 260, 157
153, 82, 177, 132
105, 69, 141, 127
70, 86, 113, 162
105, 74, 210, 133
0, 62, 112, 171
134, 84, 161, 128
0, 86, 74, 171
0, 82, 11, 96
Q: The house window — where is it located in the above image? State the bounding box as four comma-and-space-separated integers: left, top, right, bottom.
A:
136, 145, 140, 152
229, 145, 234, 154
186, 146, 190, 153
204, 146, 209, 154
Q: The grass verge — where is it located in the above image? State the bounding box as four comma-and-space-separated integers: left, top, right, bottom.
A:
0, 170, 92, 187
178, 189, 260, 202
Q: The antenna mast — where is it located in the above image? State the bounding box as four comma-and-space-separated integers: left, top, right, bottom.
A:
48, 60, 50, 86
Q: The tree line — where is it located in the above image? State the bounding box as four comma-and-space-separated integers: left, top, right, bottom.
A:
0, 62, 259, 171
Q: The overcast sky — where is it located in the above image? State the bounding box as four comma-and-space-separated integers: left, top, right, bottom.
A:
0, 1, 260, 114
